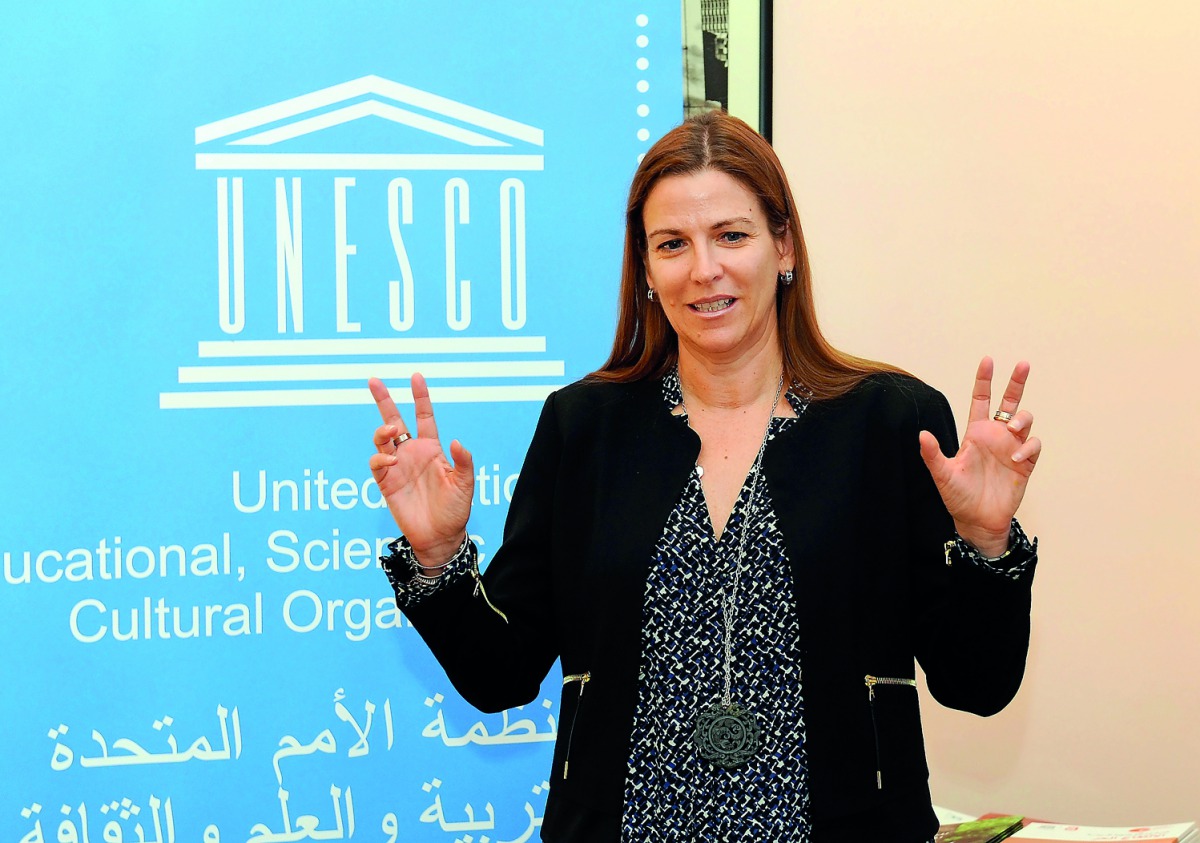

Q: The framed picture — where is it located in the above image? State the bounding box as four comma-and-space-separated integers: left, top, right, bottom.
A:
682, 0, 773, 139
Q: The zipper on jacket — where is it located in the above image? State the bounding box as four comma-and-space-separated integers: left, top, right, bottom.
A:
864, 674, 917, 790
468, 552, 508, 623
561, 671, 591, 780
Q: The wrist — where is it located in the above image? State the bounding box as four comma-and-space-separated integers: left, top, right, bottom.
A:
379, 534, 478, 607
944, 520, 1037, 582
954, 522, 1012, 560
413, 533, 470, 571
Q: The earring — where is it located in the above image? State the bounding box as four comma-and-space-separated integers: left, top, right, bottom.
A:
778, 269, 795, 286
647, 288, 656, 302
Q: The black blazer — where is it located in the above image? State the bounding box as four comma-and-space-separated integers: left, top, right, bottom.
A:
401, 372, 1036, 842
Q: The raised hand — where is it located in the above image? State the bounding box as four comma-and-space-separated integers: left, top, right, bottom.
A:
368, 374, 475, 569
918, 357, 1042, 557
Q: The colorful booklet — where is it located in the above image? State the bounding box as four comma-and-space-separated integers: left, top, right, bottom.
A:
1010, 822, 1198, 842
936, 815, 1026, 842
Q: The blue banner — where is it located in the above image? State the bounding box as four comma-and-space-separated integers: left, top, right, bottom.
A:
0, 3, 681, 840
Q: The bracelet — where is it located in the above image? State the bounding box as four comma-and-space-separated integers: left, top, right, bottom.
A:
952, 521, 1016, 563
972, 540, 1014, 564
414, 534, 470, 574
945, 536, 1013, 566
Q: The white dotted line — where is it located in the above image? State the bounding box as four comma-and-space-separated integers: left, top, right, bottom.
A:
636, 13, 650, 162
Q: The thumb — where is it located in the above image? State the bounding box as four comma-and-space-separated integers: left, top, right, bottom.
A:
449, 439, 475, 495
918, 430, 949, 487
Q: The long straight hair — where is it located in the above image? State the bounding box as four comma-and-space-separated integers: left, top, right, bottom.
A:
589, 110, 901, 400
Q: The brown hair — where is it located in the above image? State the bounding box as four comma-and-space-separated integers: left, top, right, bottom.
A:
588, 110, 901, 400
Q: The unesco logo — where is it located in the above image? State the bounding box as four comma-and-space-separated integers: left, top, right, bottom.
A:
161, 75, 563, 410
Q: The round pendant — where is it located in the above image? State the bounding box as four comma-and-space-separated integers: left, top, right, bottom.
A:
694, 702, 761, 768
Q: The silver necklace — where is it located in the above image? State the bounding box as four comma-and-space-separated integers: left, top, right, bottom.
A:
681, 370, 784, 769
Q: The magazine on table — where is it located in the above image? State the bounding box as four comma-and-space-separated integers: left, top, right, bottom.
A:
1009, 822, 1198, 842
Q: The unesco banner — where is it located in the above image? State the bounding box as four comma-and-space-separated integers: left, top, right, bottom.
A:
0, 3, 680, 841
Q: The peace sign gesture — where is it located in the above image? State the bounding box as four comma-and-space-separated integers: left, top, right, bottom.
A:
368, 374, 474, 569
918, 357, 1042, 558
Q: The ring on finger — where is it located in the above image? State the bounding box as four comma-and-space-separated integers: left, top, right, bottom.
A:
993, 410, 1015, 423
392, 432, 412, 448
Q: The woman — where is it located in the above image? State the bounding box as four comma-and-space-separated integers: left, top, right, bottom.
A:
368, 111, 1040, 842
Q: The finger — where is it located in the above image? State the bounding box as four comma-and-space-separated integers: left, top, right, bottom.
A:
918, 430, 950, 486
368, 377, 410, 434
373, 423, 402, 454
410, 372, 441, 442
368, 451, 398, 484
997, 360, 1031, 415
967, 356, 995, 424
449, 439, 475, 496
1006, 410, 1034, 442
1013, 435, 1042, 467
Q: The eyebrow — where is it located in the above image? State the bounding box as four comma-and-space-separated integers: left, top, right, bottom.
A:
646, 216, 757, 240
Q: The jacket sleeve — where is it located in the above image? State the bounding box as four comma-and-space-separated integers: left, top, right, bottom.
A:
906, 385, 1038, 716
392, 391, 565, 713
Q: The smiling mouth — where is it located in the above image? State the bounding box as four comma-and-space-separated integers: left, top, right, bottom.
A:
690, 297, 735, 313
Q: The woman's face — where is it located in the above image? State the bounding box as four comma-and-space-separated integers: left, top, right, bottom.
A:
643, 168, 793, 368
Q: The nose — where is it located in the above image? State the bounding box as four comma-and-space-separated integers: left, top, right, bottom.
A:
689, 242, 722, 284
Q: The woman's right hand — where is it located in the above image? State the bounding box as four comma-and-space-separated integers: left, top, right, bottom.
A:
368, 374, 475, 569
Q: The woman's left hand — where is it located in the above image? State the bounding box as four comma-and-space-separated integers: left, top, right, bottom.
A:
918, 357, 1042, 557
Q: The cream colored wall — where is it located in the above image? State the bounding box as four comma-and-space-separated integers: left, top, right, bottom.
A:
773, 2, 1200, 824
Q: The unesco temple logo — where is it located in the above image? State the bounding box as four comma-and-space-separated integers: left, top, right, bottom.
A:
160, 75, 563, 410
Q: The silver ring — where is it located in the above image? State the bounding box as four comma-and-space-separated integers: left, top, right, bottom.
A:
392, 432, 412, 447
993, 410, 1015, 423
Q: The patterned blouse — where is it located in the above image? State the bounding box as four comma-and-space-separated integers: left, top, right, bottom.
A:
619, 368, 814, 840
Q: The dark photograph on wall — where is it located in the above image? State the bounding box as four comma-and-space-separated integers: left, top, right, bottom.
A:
682, 0, 771, 138
683, 0, 730, 115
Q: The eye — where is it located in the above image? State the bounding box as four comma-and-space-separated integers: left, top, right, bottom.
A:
718, 231, 748, 244
654, 238, 686, 253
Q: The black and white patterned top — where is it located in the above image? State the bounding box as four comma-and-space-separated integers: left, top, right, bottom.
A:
620, 368, 814, 841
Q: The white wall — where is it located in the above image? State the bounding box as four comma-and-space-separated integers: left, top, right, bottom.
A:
773, 2, 1200, 824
